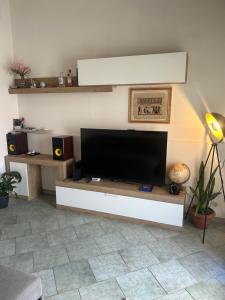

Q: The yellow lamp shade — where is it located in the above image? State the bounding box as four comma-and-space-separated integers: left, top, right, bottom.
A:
205, 112, 225, 143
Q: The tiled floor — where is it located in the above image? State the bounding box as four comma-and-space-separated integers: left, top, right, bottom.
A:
0, 195, 225, 299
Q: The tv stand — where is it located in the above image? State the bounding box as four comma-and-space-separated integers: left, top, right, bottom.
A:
56, 178, 185, 228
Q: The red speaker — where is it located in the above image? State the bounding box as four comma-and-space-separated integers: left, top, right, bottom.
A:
52, 135, 73, 160
6, 132, 28, 155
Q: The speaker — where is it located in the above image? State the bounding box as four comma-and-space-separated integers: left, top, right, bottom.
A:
6, 132, 28, 155
73, 160, 83, 181
52, 135, 73, 161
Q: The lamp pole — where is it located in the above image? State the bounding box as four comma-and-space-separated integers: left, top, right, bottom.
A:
185, 112, 225, 244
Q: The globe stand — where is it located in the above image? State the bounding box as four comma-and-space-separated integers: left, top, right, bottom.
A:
185, 142, 225, 243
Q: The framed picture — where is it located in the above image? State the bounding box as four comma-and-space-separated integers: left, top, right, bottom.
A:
128, 87, 172, 123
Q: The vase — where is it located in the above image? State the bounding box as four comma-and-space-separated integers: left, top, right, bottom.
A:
17, 76, 26, 88
0, 195, 9, 209
190, 205, 216, 229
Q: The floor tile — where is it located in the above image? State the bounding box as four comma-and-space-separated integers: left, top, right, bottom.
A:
17, 212, 47, 224
180, 220, 200, 235
147, 226, 179, 240
216, 223, 225, 233
57, 213, 85, 228
186, 277, 225, 300
31, 216, 59, 234
82, 214, 105, 224
0, 239, 15, 257
4, 196, 225, 300
1, 222, 31, 240
0, 252, 33, 273
100, 219, 141, 234
119, 245, 159, 271
195, 228, 225, 247
95, 232, 130, 254
54, 261, 96, 292
206, 245, 225, 269
16, 233, 49, 254
121, 226, 156, 245
79, 279, 124, 300
47, 226, 78, 247
0, 215, 17, 226
117, 268, 165, 300
47, 290, 81, 300
215, 273, 225, 286
171, 233, 206, 255
157, 289, 194, 300
66, 238, 100, 261
150, 260, 197, 293
148, 238, 189, 262
33, 269, 57, 297
179, 251, 225, 281
34, 244, 69, 271
89, 252, 128, 281
75, 222, 105, 239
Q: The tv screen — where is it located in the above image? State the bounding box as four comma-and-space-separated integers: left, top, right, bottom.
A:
81, 128, 167, 185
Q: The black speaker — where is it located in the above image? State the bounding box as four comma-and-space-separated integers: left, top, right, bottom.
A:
73, 160, 83, 181
52, 135, 73, 161
6, 132, 28, 155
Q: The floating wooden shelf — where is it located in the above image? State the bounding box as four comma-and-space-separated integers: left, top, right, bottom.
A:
8, 76, 113, 94
8, 85, 113, 94
13, 129, 50, 134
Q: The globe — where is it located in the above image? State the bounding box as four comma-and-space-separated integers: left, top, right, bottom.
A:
168, 163, 190, 184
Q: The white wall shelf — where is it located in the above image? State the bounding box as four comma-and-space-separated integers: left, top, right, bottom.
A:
78, 52, 187, 86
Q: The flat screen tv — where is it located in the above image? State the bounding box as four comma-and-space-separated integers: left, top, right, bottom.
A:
81, 128, 167, 185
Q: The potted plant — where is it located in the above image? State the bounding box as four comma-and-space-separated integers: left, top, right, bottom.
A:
10, 61, 31, 88
0, 171, 22, 209
189, 161, 221, 229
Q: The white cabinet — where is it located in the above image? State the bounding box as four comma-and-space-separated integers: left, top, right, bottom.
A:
78, 52, 187, 86
56, 186, 184, 227
9, 162, 29, 197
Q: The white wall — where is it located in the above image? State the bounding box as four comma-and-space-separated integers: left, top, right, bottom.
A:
0, 0, 18, 173
9, 0, 225, 217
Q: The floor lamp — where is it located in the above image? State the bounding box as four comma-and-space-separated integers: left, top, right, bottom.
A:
185, 112, 225, 243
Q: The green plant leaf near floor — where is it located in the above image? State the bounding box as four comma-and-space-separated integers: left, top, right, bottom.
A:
190, 161, 221, 215
0, 171, 22, 197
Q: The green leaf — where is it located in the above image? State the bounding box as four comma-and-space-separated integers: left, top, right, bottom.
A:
190, 160, 221, 215
0, 171, 22, 196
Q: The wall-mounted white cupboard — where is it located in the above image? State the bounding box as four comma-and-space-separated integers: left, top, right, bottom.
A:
78, 52, 187, 86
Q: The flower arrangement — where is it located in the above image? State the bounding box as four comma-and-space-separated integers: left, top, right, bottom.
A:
10, 62, 31, 78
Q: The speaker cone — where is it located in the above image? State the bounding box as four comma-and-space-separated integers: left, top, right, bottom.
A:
55, 148, 62, 157
9, 144, 15, 152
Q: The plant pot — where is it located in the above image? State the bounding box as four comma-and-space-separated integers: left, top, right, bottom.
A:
190, 205, 216, 229
0, 195, 9, 209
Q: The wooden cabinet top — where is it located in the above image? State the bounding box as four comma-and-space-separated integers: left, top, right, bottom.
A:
56, 178, 186, 205
5, 154, 74, 167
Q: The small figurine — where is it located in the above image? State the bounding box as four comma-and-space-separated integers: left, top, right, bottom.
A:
30, 78, 37, 88
13, 117, 25, 130
58, 72, 65, 87
168, 183, 181, 195
39, 81, 46, 88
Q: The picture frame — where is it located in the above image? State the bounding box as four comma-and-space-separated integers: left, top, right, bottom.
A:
128, 87, 172, 123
